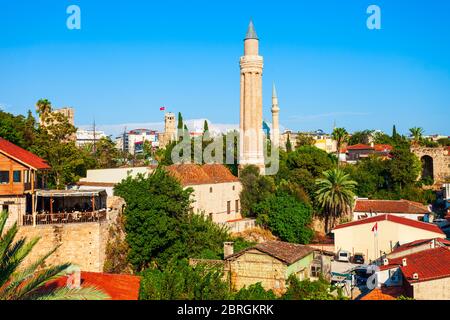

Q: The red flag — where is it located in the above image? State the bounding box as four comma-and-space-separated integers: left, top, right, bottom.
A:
372, 223, 378, 233
160, 106, 166, 111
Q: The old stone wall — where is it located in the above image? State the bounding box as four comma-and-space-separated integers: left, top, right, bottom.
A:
1, 195, 26, 230
411, 277, 450, 300
16, 221, 109, 272
412, 147, 450, 183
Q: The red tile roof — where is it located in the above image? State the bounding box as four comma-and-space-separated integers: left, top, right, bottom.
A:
360, 287, 405, 300
333, 214, 445, 236
386, 247, 450, 283
346, 144, 393, 152
354, 199, 429, 215
391, 238, 450, 255
166, 164, 239, 186
44, 272, 141, 300
0, 137, 50, 170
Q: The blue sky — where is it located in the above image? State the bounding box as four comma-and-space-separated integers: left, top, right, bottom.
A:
0, 0, 449, 136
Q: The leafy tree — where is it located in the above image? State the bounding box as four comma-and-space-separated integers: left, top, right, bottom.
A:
255, 191, 314, 244
332, 127, 348, 165
392, 125, 398, 140
177, 112, 183, 130
0, 211, 108, 300
437, 138, 450, 147
234, 283, 277, 300
239, 165, 276, 217
94, 137, 122, 168
139, 259, 231, 300
0, 110, 35, 149
114, 169, 193, 270
283, 275, 340, 300
387, 148, 421, 190
295, 133, 315, 148
348, 130, 372, 145
315, 169, 357, 233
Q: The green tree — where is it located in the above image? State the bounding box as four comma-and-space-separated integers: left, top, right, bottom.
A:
177, 112, 184, 130
234, 283, 277, 300
409, 127, 424, 146
348, 130, 372, 145
392, 125, 398, 140
295, 133, 315, 148
139, 259, 231, 300
114, 169, 193, 270
0, 211, 108, 300
239, 165, 276, 217
315, 169, 357, 233
94, 137, 122, 168
255, 191, 314, 244
286, 135, 292, 153
332, 128, 349, 166
387, 148, 421, 190
283, 275, 340, 300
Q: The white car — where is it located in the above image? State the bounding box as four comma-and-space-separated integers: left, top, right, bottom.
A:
337, 250, 351, 262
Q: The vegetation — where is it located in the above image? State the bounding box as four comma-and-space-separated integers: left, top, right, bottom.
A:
255, 191, 314, 244
234, 283, 277, 300
348, 130, 373, 145
0, 211, 108, 300
295, 133, 315, 148
315, 169, 357, 233
283, 275, 345, 300
332, 127, 349, 165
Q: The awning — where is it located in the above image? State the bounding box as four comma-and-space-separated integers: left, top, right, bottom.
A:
35, 189, 107, 198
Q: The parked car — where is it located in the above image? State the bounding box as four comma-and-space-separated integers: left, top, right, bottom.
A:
337, 250, 351, 262
352, 253, 365, 264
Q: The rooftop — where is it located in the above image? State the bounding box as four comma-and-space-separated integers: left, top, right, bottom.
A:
360, 287, 405, 300
0, 137, 50, 170
166, 164, 239, 186
354, 199, 429, 215
43, 272, 141, 300
333, 214, 445, 236
226, 241, 315, 265
390, 238, 450, 255
383, 247, 450, 283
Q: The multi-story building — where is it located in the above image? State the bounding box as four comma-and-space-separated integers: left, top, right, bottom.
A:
120, 129, 159, 155
76, 129, 107, 147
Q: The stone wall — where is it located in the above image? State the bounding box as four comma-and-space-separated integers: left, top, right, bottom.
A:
15, 221, 109, 272
412, 147, 450, 184
410, 277, 450, 300
1, 195, 26, 231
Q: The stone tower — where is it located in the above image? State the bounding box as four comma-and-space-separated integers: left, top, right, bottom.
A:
165, 112, 176, 141
271, 83, 280, 148
239, 20, 265, 173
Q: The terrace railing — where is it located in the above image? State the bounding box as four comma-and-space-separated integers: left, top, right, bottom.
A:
22, 210, 107, 226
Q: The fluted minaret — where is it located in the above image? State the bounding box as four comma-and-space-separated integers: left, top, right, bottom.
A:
239, 20, 265, 174
271, 83, 280, 148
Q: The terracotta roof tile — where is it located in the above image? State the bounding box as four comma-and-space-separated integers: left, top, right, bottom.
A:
166, 164, 238, 186
0, 137, 50, 170
44, 272, 141, 300
391, 238, 450, 255
354, 199, 429, 215
346, 144, 392, 152
360, 287, 405, 300
333, 214, 445, 236
386, 247, 450, 283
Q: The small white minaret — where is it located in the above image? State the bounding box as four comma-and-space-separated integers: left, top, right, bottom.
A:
271, 83, 280, 148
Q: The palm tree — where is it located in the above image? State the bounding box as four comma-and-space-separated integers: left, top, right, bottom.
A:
0, 211, 109, 300
315, 169, 357, 234
332, 128, 348, 166
409, 127, 424, 146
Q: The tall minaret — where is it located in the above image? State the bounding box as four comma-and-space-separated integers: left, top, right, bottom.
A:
239, 20, 265, 173
271, 83, 280, 148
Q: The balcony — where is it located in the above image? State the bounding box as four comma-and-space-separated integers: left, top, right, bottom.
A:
22, 209, 107, 226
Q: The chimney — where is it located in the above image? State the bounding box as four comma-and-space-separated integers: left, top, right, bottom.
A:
412, 273, 419, 280
383, 258, 389, 266
370, 142, 374, 148
66, 266, 81, 289
224, 242, 234, 259
402, 258, 407, 267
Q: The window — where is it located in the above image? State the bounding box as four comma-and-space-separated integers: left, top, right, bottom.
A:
227, 201, 231, 215
0, 171, 9, 184
2, 205, 9, 213
235, 200, 239, 213
210, 187, 213, 193
13, 171, 21, 183
232, 185, 235, 191
311, 265, 321, 278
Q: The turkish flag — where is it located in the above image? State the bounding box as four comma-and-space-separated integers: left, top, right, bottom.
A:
372, 223, 378, 234
160, 107, 166, 111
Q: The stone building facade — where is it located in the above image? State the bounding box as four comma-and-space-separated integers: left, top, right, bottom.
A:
412, 147, 450, 184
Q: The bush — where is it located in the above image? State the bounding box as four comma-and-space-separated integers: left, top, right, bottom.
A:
255, 192, 314, 244
233, 283, 277, 300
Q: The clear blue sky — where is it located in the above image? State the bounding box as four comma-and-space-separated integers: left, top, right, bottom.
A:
0, 0, 449, 135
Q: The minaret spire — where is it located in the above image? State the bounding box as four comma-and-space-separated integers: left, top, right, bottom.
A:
245, 19, 259, 40
271, 82, 280, 149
